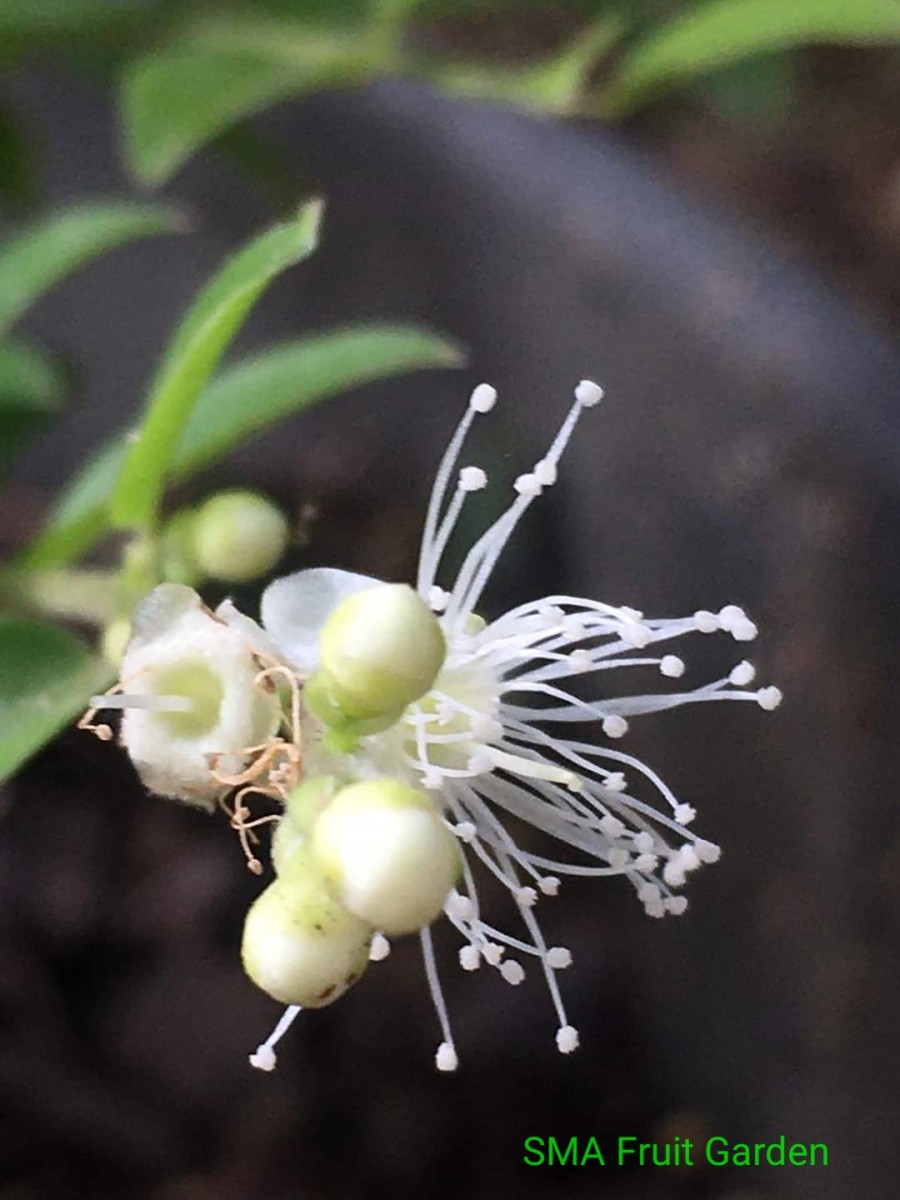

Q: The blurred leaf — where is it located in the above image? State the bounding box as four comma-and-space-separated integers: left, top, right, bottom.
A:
0, 339, 65, 467
0, 105, 37, 214
432, 14, 623, 114
0, 616, 110, 783
0, 0, 142, 34
605, 0, 900, 114
703, 53, 795, 132
0, 201, 184, 338
25, 323, 464, 568
122, 22, 369, 187
109, 201, 322, 531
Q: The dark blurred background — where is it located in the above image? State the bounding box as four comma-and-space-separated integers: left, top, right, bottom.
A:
2, 3, 900, 1198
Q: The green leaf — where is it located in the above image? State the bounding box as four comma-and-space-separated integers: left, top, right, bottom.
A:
0, 338, 66, 467
0, 0, 140, 35
431, 14, 623, 114
109, 201, 322, 531
122, 23, 370, 187
0, 617, 111, 783
24, 323, 464, 567
0, 105, 37, 214
0, 201, 184, 339
605, 0, 900, 114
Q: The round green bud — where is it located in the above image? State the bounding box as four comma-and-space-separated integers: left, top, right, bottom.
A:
312, 778, 460, 936
241, 847, 372, 1008
192, 490, 289, 584
308, 584, 445, 731
284, 775, 341, 836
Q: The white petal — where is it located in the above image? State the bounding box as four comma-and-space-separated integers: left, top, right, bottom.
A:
260, 567, 377, 671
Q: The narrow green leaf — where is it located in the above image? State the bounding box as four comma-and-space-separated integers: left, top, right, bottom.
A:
0, 339, 66, 468
24, 323, 463, 568
431, 15, 623, 114
0, 0, 141, 34
0, 105, 37, 214
122, 24, 369, 187
605, 0, 900, 114
0, 339, 64, 412
109, 201, 322, 532
0, 201, 184, 339
0, 617, 111, 783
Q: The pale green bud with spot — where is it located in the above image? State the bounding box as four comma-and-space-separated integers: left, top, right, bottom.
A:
305, 584, 445, 745
241, 844, 373, 1008
312, 778, 461, 936
192, 490, 289, 584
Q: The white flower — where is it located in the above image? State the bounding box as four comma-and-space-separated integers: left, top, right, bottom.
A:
85, 583, 280, 808
245, 380, 782, 1071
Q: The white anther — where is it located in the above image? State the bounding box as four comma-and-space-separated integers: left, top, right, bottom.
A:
569, 649, 592, 673
482, 943, 504, 966
729, 660, 756, 686
459, 944, 481, 971
660, 655, 685, 678
538, 876, 560, 896
609, 848, 630, 870
515, 886, 538, 908
665, 895, 689, 916
556, 1024, 580, 1053
469, 383, 497, 413
575, 379, 603, 406
757, 686, 783, 710
436, 1042, 458, 1071
674, 803, 697, 826
633, 831, 654, 853
602, 715, 629, 739
514, 473, 541, 497
599, 813, 626, 838
249, 1045, 277, 1072
546, 946, 572, 969
453, 821, 477, 843
693, 609, 719, 633
466, 750, 494, 775
604, 772, 627, 792
501, 960, 525, 985
619, 622, 650, 649
445, 890, 475, 920
694, 839, 722, 864
459, 466, 488, 492
427, 585, 450, 612
634, 853, 659, 872
369, 932, 391, 962
534, 458, 558, 487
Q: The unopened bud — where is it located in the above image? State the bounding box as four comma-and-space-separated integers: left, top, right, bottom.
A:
192, 490, 289, 583
241, 846, 372, 1008
312, 778, 460, 936
305, 584, 445, 740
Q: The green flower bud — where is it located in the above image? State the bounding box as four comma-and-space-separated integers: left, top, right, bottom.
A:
270, 777, 340, 876
241, 846, 372, 1008
305, 584, 445, 740
192, 490, 289, 584
312, 779, 460, 936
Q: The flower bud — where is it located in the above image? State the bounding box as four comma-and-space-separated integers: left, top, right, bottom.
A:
270, 777, 340, 876
192, 490, 289, 584
241, 846, 372, 1008
305, 584, 445, 739
312, 779, 460, 936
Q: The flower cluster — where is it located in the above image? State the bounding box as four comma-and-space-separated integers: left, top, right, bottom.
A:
85, 380, 781, 1073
